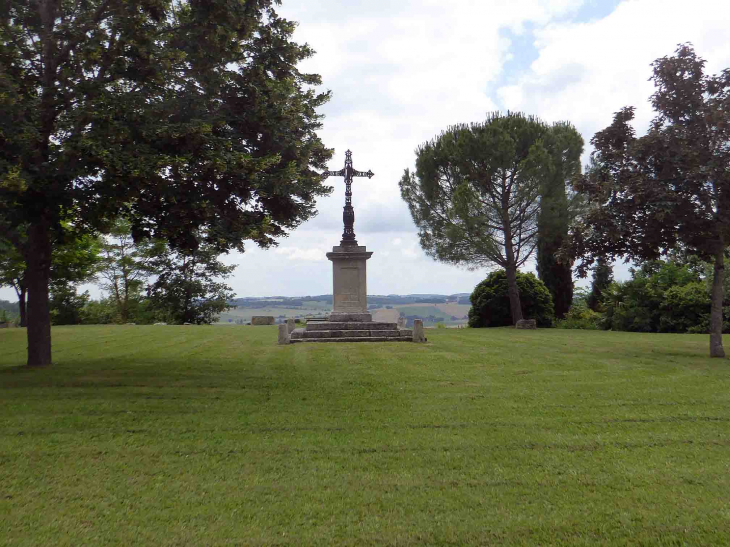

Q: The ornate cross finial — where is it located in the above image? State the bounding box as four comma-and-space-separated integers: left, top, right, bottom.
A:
322, 150, 374, 246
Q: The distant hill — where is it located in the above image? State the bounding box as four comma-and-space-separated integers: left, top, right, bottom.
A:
228, 293, 470, 308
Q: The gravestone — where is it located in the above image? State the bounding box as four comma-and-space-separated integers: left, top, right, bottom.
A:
278, 324, 290, 345
251, 316, 275, 326
286, 318, 295, 333
515, 319, 537, 329
412, 319, 426, 343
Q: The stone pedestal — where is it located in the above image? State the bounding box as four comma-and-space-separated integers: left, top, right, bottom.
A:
326, 245, 373, 322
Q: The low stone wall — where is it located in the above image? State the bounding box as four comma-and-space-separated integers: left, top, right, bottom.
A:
251, 316, 275, 326
515, 319, 537, 329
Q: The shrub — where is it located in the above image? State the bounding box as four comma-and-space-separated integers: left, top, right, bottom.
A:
554, 303, 603, 330
468, 270, 554, 328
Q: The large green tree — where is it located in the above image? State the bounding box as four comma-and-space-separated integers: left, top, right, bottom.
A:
536, 122, 583, 319
0, 0, 332, 366
400, 112, 569, 325
570, 44, 730, 358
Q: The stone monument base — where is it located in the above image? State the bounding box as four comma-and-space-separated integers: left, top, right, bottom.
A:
328, 311, 373, 322
290, 319, 414, 343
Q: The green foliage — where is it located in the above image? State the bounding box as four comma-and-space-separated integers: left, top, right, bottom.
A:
145, 237, 236, 325
602, 259, 714, 333
49, 283, 90, 326
81, 298, 119, 325
537, 122, 583, 319
98, 220, 160, 323
587, 258, 613, 311
468, 270, 554, 328
554, 298, 603, 330
399, 112, 550, 272
0, 299, 19, 318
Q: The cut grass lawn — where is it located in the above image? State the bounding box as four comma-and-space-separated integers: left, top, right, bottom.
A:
1, 326, 729, 546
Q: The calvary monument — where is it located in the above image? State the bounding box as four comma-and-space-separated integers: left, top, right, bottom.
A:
288, 150, 421, 343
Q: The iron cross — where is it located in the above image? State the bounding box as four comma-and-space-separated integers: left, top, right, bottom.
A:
322, 149, 374, 246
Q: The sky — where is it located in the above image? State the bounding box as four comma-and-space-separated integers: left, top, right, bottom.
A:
3, 0, 730, 302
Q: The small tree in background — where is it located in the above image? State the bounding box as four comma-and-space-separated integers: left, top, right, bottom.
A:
468, 270, 554, 328
98, 221, 161, 323
146, 239, 236, 325
569, 44, 730, 357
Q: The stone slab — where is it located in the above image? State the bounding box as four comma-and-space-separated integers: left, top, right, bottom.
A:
306, 322, 397, 331
251, 316, 275, 326
328, 312, 373, 322
515, 319, 537, 329
291, 336, 412, 343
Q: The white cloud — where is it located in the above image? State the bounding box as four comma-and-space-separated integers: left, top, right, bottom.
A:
274, 247, 327, 262
496, 0, 730, 150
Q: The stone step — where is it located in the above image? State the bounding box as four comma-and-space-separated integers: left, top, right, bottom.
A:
291, 336, 413, 343
305, 321, 397, 331
302, 329, 405, 339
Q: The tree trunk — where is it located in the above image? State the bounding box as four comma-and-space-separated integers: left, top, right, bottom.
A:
505, 264, 524, 325
710, 245, 725, 358
13, 282, 27, 327
18, 285, 27, 328
25, 221, 53, 367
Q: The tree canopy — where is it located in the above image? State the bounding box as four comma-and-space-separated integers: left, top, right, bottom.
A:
0, 0, 332, 366
570, 44, 730, 357
400, 112, 577, 325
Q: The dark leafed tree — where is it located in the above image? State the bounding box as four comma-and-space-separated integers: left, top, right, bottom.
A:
536, 122, 583, 319
0, 1, 332, 366
146, 236, 236, 325
399, 112, 551, 324
569, 44, 730, 358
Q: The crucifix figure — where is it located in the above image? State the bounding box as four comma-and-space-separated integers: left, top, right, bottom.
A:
322, 150, 374, 246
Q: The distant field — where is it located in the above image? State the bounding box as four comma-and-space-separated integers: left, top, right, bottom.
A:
2, 326, 729, 545
435, 302, 471, 317
216, 301, 470, 325
372, 308, 399, 323
218, 305, 330, 323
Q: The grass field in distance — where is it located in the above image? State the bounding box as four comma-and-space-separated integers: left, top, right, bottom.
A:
1, 325, 729, 545
217, 301, 471, 326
